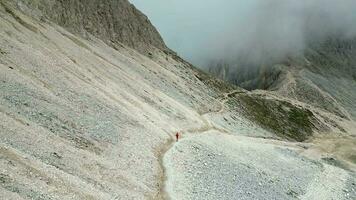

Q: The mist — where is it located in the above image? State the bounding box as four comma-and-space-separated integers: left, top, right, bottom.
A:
130, 0, 356, 69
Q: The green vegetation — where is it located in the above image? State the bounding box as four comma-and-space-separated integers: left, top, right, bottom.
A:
237, 94, 314, 142
287, 107, 314, 140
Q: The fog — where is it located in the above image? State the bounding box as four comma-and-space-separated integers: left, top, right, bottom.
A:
130, 0, 356, 68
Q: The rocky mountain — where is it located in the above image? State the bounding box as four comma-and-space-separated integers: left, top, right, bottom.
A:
209, 37, 356, 120
5, 0, 169, 54
0, 0, 355, 200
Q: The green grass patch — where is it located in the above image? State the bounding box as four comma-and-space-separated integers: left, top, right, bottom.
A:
237, 94, 314, 142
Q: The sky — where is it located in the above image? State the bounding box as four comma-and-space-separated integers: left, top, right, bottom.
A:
129, 0, 356, 68
129, 0, 256, 66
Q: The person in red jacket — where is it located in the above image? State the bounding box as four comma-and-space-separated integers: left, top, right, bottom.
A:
175, 132, 180, 142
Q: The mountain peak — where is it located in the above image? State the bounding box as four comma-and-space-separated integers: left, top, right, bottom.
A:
8, 0, 169, 54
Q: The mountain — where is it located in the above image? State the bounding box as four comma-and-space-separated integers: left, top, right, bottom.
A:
209, 37, 356, 129
5, 0, 169, 54
0, 0, 355, 199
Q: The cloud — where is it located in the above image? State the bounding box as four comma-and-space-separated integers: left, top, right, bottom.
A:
130, 0, 356, 68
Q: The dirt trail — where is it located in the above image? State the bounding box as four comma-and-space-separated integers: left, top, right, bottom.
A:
158, 89, 356, 200
158, 90, 241, 199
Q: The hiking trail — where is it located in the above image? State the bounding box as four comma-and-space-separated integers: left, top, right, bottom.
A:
158, 90, 241, 199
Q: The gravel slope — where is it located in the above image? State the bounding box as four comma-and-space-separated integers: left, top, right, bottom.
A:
164, 131, 356, 200
1, 1, 356, 199
0, 5, 221, 198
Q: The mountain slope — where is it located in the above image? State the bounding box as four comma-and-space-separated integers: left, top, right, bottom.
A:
0, 2, 219, 198
209, 37, 356, 132
0, 1, 355, 200
5, 0, 169, 54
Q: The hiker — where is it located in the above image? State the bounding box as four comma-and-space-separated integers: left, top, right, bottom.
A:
175, 132, 180, 142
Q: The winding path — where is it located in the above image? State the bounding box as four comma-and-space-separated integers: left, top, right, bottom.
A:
158, 90, 242, 199
158, 90, 356, 200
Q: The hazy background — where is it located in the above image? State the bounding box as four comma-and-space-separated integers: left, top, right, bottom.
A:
129, 0, 356, 68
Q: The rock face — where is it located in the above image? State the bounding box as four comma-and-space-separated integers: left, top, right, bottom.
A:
10, 0, 169, 54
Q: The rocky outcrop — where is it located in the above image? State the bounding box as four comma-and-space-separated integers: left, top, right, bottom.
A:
6, 0, 169, 54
